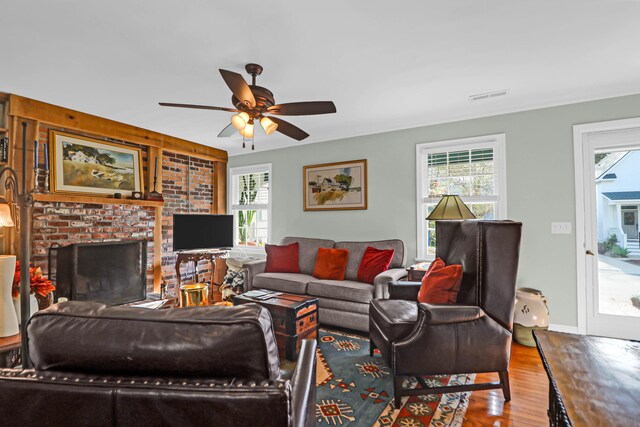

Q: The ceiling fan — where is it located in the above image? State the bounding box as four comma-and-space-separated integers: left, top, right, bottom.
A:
159, 63, 337, 147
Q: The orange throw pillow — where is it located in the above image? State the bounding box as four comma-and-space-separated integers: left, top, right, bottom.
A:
417, 257, 463, 304
313, 248, 349, 280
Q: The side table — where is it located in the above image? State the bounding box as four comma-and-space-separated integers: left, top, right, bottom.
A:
175, 249, 229, 287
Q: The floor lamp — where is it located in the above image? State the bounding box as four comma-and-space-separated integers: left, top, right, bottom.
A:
0, 121, 33, 369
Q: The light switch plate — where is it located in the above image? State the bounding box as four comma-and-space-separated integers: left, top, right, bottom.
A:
551, 222, 572, 234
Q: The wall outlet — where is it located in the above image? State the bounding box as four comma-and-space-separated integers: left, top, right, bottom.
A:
551, 222, 572, 234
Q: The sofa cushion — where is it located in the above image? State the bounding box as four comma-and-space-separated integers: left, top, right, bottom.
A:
253, 272, 315, 294
28, 301, 281, 380
313, 247, 349, 280
357, 246, 395, 284
281, 237, 336, 275
307, 279, 375, 304
335, 239, 405, 281
265, 242, 299, 273
316, 297, 370, 315
417, 259, 463, 304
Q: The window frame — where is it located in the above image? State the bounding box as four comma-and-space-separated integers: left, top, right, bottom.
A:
415, 134, 507, 261
228, 163, 272, 254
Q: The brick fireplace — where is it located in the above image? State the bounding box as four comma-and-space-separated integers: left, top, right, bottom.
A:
2, 94, 228, 296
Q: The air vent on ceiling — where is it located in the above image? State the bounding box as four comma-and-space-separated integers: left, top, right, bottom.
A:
469, 89, 509, 102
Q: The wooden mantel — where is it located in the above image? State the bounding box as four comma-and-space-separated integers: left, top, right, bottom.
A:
8, 94, 227, 162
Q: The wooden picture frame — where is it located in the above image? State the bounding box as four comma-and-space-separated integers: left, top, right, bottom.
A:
303, 159, 367, 211
50, 130, 144, 197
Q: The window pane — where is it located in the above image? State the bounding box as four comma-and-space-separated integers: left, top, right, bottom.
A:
425, 147, 494, 199
234, 172, 269, 205
469, 202, 496, 220
235, 209, 268, 247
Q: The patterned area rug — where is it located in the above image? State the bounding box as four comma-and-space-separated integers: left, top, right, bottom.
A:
315, 329, 474, 427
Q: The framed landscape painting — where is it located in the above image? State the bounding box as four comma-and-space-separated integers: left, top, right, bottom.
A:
303, 159, 367, 211
50, 130, 144, 197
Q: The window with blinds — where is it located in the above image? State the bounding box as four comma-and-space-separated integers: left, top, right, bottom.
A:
417, 135, 506, 259
229, 164, 271, 249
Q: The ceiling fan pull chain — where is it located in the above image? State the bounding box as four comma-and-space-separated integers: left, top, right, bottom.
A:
242, 135, 245, 149
252, 139, 255, 150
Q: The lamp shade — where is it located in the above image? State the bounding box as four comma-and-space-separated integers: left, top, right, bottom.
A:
426, 195, 476, 220
231, 112, 250, 130
0, 204, 15, 227
260, 116, 278, 135
239, 121, 254, 138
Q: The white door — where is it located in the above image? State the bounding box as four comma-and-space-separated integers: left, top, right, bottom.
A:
575, 119, 640, 340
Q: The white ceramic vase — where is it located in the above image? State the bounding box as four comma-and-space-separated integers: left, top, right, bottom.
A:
13, 294, 39, 325
0, 255, 19, 338
514, 287, 549, 347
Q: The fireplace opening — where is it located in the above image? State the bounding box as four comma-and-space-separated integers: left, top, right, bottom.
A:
50, 240, 147, 305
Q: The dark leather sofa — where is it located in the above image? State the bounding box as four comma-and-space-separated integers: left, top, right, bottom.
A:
0, 302, 317, 427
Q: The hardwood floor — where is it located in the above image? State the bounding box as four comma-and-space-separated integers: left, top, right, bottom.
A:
463, 343, 549, 426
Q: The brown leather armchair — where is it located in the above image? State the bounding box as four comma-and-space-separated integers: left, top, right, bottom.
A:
0, 302, 316, 427
369, 220, 522, 406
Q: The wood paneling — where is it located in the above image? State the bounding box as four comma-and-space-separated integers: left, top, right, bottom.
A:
8, 94, 227, 162
214, 161, 227, 214
464, 343, 548, 426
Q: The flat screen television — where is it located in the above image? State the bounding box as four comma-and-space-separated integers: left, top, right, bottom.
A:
173, 214, 234, 251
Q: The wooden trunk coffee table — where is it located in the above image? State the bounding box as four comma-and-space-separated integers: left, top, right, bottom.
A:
233, 290, 318, 361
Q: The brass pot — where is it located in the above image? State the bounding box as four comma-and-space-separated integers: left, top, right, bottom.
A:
179, 283, 209, 308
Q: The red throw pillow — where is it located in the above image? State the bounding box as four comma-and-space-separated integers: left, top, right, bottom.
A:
357, 246, 395, 284
417, 257, 463, 304
264, 243, 300, 273
313, 248, 349, 280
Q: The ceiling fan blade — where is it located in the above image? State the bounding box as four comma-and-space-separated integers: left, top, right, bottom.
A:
219, 69, 256, 108
217, 123, 237, 138
159, 102, 238, 112
267, 101, 336, 116
269, 117, 309, 141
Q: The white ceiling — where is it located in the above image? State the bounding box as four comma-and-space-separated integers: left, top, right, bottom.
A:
1, 1, 639, 156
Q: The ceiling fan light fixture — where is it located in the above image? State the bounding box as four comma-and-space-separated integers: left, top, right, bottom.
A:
239, 120, 254, 138
231, 112, 250, 130
260, 116, 278, 135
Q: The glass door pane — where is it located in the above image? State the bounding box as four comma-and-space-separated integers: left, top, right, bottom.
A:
595, 149, 640, 318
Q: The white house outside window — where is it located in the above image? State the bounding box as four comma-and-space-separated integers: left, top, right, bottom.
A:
416, 134, 507, 260
229, 164, 271, 250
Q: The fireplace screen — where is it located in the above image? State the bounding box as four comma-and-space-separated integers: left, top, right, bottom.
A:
50, 240, 147, 305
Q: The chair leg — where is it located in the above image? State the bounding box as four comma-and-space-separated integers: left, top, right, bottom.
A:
369, 339, 376, 357
499, 370, 511, 402
394, 376, 403, 407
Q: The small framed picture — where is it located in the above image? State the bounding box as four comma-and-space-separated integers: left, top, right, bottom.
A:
50, 130, 144, 197
303, 159, 367, 211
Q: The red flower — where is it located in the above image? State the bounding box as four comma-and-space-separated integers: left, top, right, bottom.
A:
12, 261, 56, 298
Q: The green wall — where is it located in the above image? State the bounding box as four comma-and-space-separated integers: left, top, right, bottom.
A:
228, 94, 640, 327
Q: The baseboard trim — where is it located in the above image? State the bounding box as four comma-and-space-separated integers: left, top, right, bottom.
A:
548, 324, 580, 334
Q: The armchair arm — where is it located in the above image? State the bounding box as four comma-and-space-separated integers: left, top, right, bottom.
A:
418, 303, 484, 325
373, 268, 408, 299
388, 281, 421, 300
242, 259, 266, 291
290, 339, 317, 427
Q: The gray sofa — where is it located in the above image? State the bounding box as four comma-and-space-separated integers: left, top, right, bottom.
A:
243, 237, 407, 332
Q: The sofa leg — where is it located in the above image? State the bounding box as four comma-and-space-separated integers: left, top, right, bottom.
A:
369, 339, 376, 357
393, 376, 403, 407
499, 370, 511, 402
